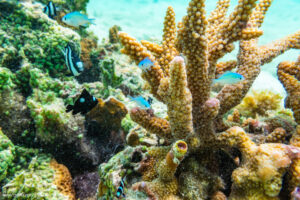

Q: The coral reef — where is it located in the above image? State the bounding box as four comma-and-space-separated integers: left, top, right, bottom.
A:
0, 130, 75, 200
1, 0, 300, 199
96, 0, 300, 199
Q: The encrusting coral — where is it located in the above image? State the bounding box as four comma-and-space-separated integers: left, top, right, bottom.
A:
218, 126, 300, 200
99, 0, 300, 199
236, 90, 283, 118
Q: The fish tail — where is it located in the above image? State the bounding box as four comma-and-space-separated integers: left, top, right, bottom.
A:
128, 95, 133, 101
212, 79, 217, 85
66, 105, 74, 112
88, 18, 96, 25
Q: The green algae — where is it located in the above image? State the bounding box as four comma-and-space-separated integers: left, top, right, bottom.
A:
100, 58, 124, 98
0, 67, 16, 91
2, 154, 69, 200
0, 0, 80, 78
26, 89, 84, 144
0, 129, 15, 182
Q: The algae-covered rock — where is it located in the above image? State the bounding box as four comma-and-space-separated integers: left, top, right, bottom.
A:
97, 146, 148, 199
2, 155, 73, 200
0, 0, 80, 77
26, 89, 85, 144
0, 129, 15, 182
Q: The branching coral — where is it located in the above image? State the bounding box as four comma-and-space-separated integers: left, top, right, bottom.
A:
277, 56, 300, 124
112, 0, 300, 199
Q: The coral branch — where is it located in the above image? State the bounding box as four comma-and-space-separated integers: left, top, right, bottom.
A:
141, 40, 163, 59
176, 0, 210, 121
118, 32, 164, 100
215, 60, 237, 76
260, 31, 300, 65
159, 6, 178, 76
277, 57, 300, 124
166, 56, 193, 139
158, 140, 188, 181
130, 107, 172, 140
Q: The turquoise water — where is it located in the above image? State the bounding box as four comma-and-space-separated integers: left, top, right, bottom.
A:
87, 0, 300, 94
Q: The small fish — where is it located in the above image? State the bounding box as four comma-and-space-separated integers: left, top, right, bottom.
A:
43, 1, 57, 19
62, 11, 95, 28
213, 71, 245, 85
138, 57, 154, 71
116, 177, 126, 199
129, 96, 152, 109
66, 89, 98, 115
62, 44, 84, 76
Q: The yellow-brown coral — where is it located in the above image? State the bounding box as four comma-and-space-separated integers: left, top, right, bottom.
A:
115, 0, 300, 199
50, 159, 75, 200
87, 97, 128, 130
265, 127, 286, 143
277, 56, 300, 124
236, 90, 283, 118
130, 107, 172, 140
218, 127, 300, 199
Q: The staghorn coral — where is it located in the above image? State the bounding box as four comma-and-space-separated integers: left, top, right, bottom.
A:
277, 56, 300, 124
111, 0, 300, 199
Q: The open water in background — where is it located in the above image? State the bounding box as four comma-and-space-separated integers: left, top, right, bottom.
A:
87, 0, 300, 95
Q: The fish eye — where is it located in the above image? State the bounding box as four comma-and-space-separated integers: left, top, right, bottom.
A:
80, 98, 85, 103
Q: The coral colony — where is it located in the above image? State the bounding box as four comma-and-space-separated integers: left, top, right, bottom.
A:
0, 0, 299, 200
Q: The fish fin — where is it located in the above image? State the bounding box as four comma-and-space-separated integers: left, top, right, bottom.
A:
66, 105, 74, 112
88, 18, 96, 25
60, 48, 66, 56
81, 89, 90, 97
81, 23, 89, 27
212, 79, 217, 85
128, 95, 134, 101
222, 71, 233, 76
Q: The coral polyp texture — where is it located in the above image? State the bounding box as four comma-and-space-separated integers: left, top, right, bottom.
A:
98, 0, 300, 199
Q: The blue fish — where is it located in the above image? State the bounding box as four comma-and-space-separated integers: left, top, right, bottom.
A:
129, 96, 152, 109
138, 57, 154, 71
213, 71, 245, 85
62, 12, 95, 28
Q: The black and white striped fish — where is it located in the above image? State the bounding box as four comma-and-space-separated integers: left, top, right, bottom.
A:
116, 177, 126, 199
43, 1, 57, 19
63, 44, 84, 76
